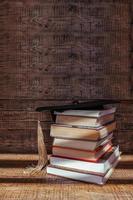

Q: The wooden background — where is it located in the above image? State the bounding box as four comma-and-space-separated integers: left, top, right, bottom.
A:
0, 0, 133, 154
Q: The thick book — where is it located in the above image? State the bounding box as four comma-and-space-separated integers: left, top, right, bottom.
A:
47, 156, 120, 185
56, 113, 115, 128
53, 132, 113, 151
52, 142, 112, 162
50, 121, 116, 140
50, 146, 120, 175
54, 107, 116, 118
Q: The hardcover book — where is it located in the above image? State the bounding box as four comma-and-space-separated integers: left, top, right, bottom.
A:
53, 133, 113, 151
56, 113, 115, 128
50, 146, 120, 174
47, 156, 120, 185
50, 121, 116, 140
52, 142, 112, 162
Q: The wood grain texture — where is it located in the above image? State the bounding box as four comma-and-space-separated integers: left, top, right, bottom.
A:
0, 0, 131, 99
0, 125, 53, 154
0, 0, 132, 154
0, 111, 52, 121
0, 100, 81, 111
0, 154, 132, 200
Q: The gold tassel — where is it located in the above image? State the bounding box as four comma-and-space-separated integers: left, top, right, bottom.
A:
24, 120, 48, 176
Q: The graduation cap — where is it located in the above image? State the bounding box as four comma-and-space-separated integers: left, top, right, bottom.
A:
36, 100, 120, 112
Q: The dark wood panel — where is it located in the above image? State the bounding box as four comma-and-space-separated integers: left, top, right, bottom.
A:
77, 75, 130, 99
115, 131, 133, 153
0, 129, 38, 153
0, 121, 51, 129
0, 128, 52, 153
0, 111, 52, 121
0, 0, 132, 154
0, 74, 130, 99
116, 102, 133, 131
1, 32, 129, 53
0, 100, 81, 111
0, 1, 129, 32
116, 101, 133, 115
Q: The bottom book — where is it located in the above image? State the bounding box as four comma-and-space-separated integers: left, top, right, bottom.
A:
47, 156, 120, 185
50, 146, 120, 175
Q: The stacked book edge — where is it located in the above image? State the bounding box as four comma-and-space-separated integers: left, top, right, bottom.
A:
47, 106, 120, 185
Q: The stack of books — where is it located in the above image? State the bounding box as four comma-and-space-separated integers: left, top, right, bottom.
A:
47, 106, 120, 185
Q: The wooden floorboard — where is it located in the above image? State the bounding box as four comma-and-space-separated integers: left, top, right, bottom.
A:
0, 154, 132, 200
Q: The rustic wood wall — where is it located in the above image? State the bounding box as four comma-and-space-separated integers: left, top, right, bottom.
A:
0, 0, 132, 154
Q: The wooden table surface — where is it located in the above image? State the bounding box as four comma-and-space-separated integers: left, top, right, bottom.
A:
0, 154, 132, 200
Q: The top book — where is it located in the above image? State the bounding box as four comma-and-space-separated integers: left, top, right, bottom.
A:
54, 106, 116, 118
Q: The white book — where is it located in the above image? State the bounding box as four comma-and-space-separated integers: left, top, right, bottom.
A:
47, 156, 120, 185
56, 113, 115, 128
53, 133, 113, 151
50, 146, 120, 175
54, 107, 116, 118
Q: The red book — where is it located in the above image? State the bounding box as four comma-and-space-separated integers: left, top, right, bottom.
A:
52, 142, 112, 162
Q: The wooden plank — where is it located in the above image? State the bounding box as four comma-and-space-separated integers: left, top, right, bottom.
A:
116, 102, 133, 116
0, 129, 38, 153
72, 17, 129, 33
0, 51, 129, 75
131, 68, 133, 97
117, 124, 133, 131
115, 102, 133, 132
78, 1, 129, 21
1, 32, 129, 55
0, 121, 51, 129
115, 131, 133, 153
0, 74, 73, 99
0, 127, 52, 153
0, 74, 130, 99
5, 60, 127, 75
0, 1, 129, 30
131, 2, 133, 24
0, 100, 82, 111
0, 153, 132, 199
0, 111, 52, 121
77, 75, 130, 99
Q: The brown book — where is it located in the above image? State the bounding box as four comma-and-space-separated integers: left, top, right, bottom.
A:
52, 142, 112, 162
56, 113, 114, 127
53, 132, 113, 151
50, 121, 116, 140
